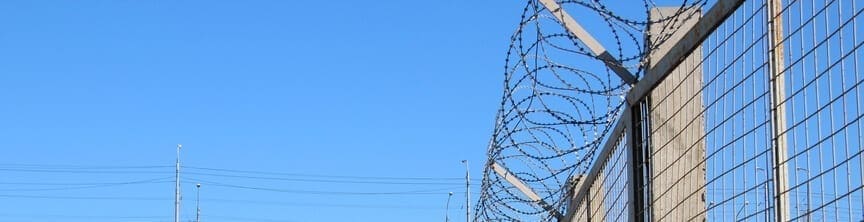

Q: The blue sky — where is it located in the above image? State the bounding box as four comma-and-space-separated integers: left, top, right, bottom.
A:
0, 1, 527, 221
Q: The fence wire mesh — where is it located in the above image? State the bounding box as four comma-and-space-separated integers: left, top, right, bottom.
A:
777, 0, 864, 221
646, 0, 773, 221
567, 129, 632, 222
479, 0, 864, 221
633, 0, 864, 221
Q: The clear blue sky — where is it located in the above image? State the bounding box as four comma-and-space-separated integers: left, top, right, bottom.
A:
0, 1, 526, 221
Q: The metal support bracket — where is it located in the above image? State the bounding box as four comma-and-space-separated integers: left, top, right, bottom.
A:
626, 0, 746, 105
490, 162, 564, 220
538, 0, 638, 85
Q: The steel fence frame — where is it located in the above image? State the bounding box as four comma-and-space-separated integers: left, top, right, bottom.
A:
561, 0, 864, 221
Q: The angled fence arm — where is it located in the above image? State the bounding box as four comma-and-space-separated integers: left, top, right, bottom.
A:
626, 0, 746, 105
537, 0, 638, 84
490, 162, 564, 220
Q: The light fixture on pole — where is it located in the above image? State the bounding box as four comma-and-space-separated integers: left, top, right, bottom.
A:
196, 183, 201, 222
796, 167, 811, 222
461, 160, 470, 222
445, 192, 453, 222
174, 144, 182, 222
756, 167, 770, 222
735, 201, 749, 221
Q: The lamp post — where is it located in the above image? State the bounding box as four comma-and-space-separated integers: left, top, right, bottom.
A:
174, 144, 182, 222
196, 184, 201, 222
735, 201, 749, 221
708, 202, 716, 221
446, 192, 453, 222
796, 167, 811, 222
461, 160, 470, 222
756, 167, 770, 222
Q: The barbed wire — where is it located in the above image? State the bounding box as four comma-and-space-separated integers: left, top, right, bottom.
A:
475, 0, 705, 221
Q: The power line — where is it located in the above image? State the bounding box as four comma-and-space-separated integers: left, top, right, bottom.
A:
183, 165, 476, 181
0, 168, 169, 174
0, 213, 168, 220
0, 194, 447, 210
188, 177, 470, 196
0, 194, 168, 200
0, 164, 172, 169
199, 198, 441, 209
0, 178, 167, 186
183, 171, 470, 186
201, 215, 297, 222
0, 164, 482, 182
0, 176, 173, 191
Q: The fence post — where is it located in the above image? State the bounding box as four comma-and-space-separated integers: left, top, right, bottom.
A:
641, 7, 705, 221
622, 106, 638, 222
629, 102, 650, 222
767, 0, 791, 221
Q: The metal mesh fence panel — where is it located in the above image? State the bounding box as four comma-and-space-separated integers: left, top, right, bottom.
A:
777, 0, 864, 221
482, 1, 864, 221
568, 129, 631, 222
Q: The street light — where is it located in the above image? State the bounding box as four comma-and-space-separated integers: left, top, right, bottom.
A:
735, 201, 750, 221
708, 202, 716, 221
796, 167, 811, 222
756, 167, 770, 222
446, 192, 453, 222
461, 160, 470, 222
196, 183, 201, 222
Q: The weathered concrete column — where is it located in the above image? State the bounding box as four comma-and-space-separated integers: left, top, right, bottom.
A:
767, 0, 790, 220
646, 7, 707, 222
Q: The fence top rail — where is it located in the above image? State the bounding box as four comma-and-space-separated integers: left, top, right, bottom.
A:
626, 0, 746, 105
563, 0, 745, 219
562, 106, 631, 221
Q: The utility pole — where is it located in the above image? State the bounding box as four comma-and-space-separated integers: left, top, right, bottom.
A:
446, 192, 453, 222
175, 144, 182, 222
735, 201, 749, 221
196, 183, 201, 222
461, 160, 470, 222
756, 167, 770, 222
796, 168, 811, 222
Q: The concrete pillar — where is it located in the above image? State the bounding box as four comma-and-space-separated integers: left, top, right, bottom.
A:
647, 7, 707, 222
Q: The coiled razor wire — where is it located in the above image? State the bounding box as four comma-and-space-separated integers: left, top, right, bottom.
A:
475, 0, 706, 221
